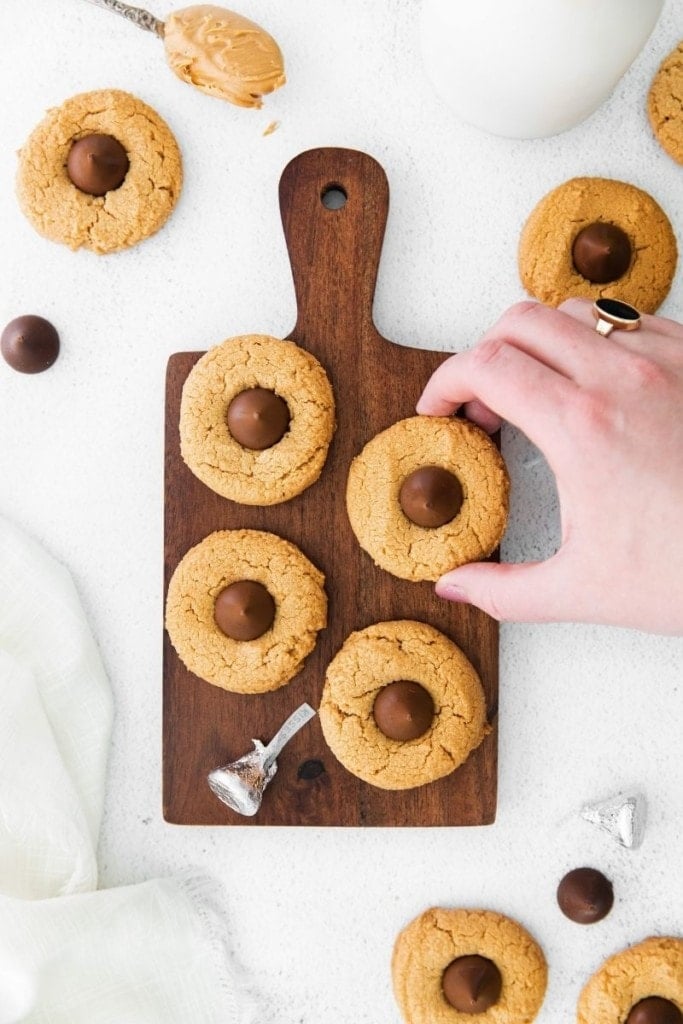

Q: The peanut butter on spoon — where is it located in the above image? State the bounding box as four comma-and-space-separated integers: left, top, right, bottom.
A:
164, 5, 285, 107
82, 0, 286, 108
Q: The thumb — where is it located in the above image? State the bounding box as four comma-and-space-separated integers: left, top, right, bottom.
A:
435, 556, 571, 623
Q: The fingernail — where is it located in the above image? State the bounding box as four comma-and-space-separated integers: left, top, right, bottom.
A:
435, 581, 468, 603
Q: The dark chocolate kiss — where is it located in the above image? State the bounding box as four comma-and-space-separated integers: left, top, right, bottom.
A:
572, 222, 632, 284
399, 465, 463, 528
214, 580, 275, 641
226, 387, 290, 450
556, 867, 613, 924
1, 315, 60, 374
442, 955, 502, 1014
372, 680, 434, 741
625, 998, 683, 1024
67, 134, 130, 196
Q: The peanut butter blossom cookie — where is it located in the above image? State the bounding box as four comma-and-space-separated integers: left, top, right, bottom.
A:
165, 529, 327, 693
16, 89, 182, 254
577, 936, 683, 1024
649, 41, 683, 166
346, 416, 509, 582
518, 177, 677, 313
180, 335, 336, 505
392, 907, 547, 1024
318, 620, 489, 790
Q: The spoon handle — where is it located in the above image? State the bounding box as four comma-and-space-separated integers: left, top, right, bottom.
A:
81, 0, 165, 37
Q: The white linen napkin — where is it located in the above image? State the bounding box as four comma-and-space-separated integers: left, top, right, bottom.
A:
0, 516, 252, 1023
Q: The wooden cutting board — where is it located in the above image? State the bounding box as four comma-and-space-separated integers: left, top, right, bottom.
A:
163, 147, 498, 826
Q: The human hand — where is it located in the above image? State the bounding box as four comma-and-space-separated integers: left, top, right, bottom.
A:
416, 299, 683, 634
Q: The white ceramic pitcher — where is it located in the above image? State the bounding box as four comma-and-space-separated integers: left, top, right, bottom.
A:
420, 0, 664, 138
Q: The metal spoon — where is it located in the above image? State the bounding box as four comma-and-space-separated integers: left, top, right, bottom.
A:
81, 0, 164, 37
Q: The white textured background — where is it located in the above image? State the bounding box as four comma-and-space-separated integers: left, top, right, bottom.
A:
1, 1, 682, 1021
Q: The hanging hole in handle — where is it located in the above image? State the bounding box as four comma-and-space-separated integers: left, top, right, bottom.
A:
321, 184, 347, 210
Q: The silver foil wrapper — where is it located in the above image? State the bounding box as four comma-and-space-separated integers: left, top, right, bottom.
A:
580, 792, 647, 849
82, 0, 165, 37
208, 703, 316, 817
208, 740, 276, 816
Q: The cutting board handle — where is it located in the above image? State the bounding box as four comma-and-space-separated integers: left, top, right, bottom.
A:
279, 147, 389, 340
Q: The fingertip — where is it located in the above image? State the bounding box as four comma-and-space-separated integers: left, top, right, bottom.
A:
416, 353, 466, 417
434, 576, 469, 603
462, 400, 502, 434
439, 557, 575, 623
415, 395, 458, 417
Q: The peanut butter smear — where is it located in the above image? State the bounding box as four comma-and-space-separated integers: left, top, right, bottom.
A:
163, 5, 286, 108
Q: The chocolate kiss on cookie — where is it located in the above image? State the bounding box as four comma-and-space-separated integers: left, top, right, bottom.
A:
572, 222, 632, 284
67, 134, 130, 196
373, 680, 434, 741
399, 465, 463, 528
442, 955, 502, 1014
227, 387, 290, 450
214, 580, 275, 641
626, 998, 683, 1024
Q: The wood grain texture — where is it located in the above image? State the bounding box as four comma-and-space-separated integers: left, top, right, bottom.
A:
163, 147, 498, 826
